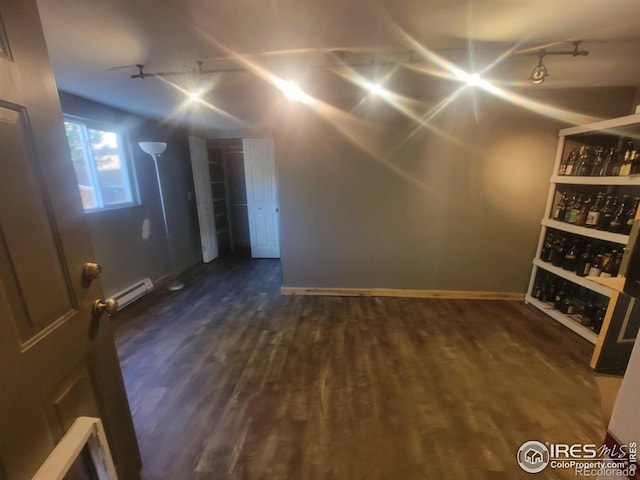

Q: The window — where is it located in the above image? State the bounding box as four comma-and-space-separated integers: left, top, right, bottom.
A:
64, 116, 138, 211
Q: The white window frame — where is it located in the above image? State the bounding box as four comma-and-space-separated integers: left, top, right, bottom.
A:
63, 115, 139, 212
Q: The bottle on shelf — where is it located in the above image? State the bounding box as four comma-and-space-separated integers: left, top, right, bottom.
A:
563, 148, 578, 176
585, 192, 604, 228
609, 195, 630, 233
596, 195, 616, 231
619, 142, 634, 176
575, 244, 594, 277
565, 193, 583, 224
621, 196, 640, 235
588, 249, 604, 277
574, 146, 592, 176
562, 241, 579, 271
599, 250, 621, 278
590, 147, 605, 176
576, 194, 591, 226
602, 147, 617, 176
552, 192, 569, 221
631, 148, 640, 175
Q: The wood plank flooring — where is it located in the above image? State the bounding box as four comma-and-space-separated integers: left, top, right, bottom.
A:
113, 257, 605, 480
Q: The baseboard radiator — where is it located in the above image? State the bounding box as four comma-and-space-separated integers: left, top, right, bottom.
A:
111, 278, 153, 311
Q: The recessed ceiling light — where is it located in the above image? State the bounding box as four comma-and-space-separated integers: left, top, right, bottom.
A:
368, 83, 384, 96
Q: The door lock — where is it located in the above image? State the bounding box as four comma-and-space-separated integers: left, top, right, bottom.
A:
92, 298, 118, 318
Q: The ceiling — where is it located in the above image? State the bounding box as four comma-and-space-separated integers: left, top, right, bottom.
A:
36, 0, 640, 132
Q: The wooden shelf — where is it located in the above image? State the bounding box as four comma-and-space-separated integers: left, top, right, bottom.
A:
588, 275, 626, 293
525, 295, 599, 344
533, 259, 612, 297
550, 175, 640, 186
542, 218, 629, 245
559, 113, 640, 136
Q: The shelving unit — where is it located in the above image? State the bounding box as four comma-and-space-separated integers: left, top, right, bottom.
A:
209, 149, 233, 254
527, 113, 640, 348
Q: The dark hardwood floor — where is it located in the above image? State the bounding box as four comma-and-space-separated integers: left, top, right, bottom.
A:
112, 257, 604, 479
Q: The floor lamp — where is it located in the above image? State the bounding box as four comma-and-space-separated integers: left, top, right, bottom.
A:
139, 142, 185, 291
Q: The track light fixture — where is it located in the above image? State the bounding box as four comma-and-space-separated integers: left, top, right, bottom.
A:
521, 41, 588, 85
530, 55, 548, 85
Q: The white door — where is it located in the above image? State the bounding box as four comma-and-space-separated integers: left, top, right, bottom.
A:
242, 138, 280, 258
189, 136, 218, 262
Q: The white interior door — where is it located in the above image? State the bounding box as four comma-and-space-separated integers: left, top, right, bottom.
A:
242, 138, 280, 258
189, 136, 218, 263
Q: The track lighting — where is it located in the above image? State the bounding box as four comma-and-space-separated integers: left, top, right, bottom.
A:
530, 56, 548, 85
521, 41, 588, 85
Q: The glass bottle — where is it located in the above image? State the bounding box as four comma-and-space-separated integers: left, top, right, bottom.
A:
585, 192, 604, 228
631, 148, 640, 175
558, 149, 573, 176
565, 149, 578, 176
619, 142, 633, 176
609, 195, 630, 233
596, 195, 616, 231
588, 250, 604, 277
566, 193, 583, 224
551, 236, 566, 267
602, 147, 616, 176
621, 197, 640, 235
575, 146, 592, 176
562, 241, 579, 271
552, 192, 569, 221
600, 250, 620, 278
575, 244, 593, 277
590, 147, 605, 176
576, 194, 591, 226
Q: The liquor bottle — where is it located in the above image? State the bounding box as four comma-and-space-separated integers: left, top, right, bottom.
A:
621, 196, 640, 235
585, 192, 604, 228
574, 146, 592, 176
619, 142, 633, 176
554, 281, 567, 310
552, 193, 569, 221
576, 194, 591, 226
593, 307, 607, 334
631, 149, 640, 175
558, 149, 572, 175
599, 251, 618, 278
532, 277, 542, 299
596, 195, 616, 231
590, 147, 605, 176
566, 193, 583, 224
588, 250, 604, 277
565, 149, 578, 176
575, 244, 594, 277
609, 195, 630, 233
601, 147, 617, 176
581, 293, 597, 327
562, 242, 579, 271
551, 236, 566, 267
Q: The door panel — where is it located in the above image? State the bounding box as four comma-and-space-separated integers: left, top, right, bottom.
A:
189, 136, 218, 263
0, 103, 75, 342
243, 138, 280, 258
0, 1, 140, 479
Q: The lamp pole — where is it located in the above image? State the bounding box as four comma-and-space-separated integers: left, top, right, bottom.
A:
139, 142, 185, 291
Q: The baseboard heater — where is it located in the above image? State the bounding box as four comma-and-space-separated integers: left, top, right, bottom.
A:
111, 278, 153, 311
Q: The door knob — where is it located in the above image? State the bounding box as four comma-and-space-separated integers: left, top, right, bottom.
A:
92, 298, 118, 318
82, 263, 103, 286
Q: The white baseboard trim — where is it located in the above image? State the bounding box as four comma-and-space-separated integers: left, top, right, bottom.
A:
280, 287, 525, 301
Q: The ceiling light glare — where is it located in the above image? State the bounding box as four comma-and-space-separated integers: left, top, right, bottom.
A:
530, 64, 548, 85
188, 90, 201, 101
466, 73, 481, 87
368, 83, 384, 96
276, 80, 312, 103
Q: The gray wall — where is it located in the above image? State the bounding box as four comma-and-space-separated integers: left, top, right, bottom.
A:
273, 86, 635, 293
59, 92, 202, 297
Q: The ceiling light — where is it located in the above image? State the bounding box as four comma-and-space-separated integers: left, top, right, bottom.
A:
274, 79, 312, 103
466, 73, 481, 87
530, 56, 548, 85
188, 91, 201, 101
367, 83, 384, 96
